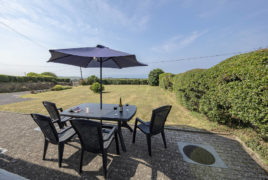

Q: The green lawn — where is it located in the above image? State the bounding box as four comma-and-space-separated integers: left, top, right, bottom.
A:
0, 85, 267, 166
0, 85, 216, 130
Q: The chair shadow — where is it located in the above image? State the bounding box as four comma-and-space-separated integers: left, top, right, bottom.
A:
39, 125, 268, 179
0, 154, 80, 180
60, 136, 113, 176
105, 125, 268, 179
1, 125, 267, 179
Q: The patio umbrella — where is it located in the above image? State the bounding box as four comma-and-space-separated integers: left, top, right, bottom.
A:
47, 45, 147, 109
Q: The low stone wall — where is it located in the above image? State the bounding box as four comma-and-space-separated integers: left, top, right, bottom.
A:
0, 82, 72, 93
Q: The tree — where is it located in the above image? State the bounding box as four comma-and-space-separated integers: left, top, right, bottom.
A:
26, 72, 40, 77
148, 68, 164, 86
86, 75, 99, 85
41, 72, 57, 78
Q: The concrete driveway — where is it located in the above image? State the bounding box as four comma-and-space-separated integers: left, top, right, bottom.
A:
0, 91, 31, 105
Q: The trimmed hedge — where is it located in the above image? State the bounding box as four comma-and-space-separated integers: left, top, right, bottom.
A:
159, 73, 174, 91
170, 49, 268, 138
103, 78, 148, 85
81, 78, 148, 85
0, 74, 70, 83
173, 69, 207, 111
51, 85, 72, 91
148, 68, 164, 86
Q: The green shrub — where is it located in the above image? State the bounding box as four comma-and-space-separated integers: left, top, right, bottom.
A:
63, 78, 71, 83
90, 82, 105, 93
82, 78, 148, 85
26, 72, 40, 77
80, 79, 87, 85
51, 85, 72, 91
16, 76, 26, 82
86, 75, 99, 85
41, 72, 57, 78
148, 68, 164, 86
0, 74, 70, 84
0, 75, 10, 82
169, 49, 268, 138
159, 73, 174, 91
173, 69, 206, 111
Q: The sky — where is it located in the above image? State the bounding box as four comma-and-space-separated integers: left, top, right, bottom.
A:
0, 0, 268, 78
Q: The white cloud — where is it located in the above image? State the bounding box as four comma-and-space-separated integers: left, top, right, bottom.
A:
152, 31, 207, 53
83, 0, 151, 32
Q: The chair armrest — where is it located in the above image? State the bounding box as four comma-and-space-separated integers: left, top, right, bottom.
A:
58, 126, 72, 134
103, 126, 117, 142
136, 117, 146, 124
57, 107, 63, 112
60, 116, 72, 122
52, 119, 59, 124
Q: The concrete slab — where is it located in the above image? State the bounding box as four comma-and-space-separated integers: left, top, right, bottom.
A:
0, 91, 31, 105
0, 169, 27, 180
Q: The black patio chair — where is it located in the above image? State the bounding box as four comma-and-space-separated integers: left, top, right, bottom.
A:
43, 101, 71, 129
70, 119, 120, 177
31, 114, 76, 167
132, 105, 172, 156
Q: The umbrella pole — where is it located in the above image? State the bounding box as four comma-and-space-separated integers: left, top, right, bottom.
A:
100, 57, 102, 110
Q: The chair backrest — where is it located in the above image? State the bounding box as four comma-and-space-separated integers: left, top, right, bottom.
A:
31, 114, 59, 143
43, 101, 61, 121
70, 119, 103, 153
150, 105, 172, 135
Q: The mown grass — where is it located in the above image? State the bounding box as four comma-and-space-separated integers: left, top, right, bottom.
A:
0, 85, 214, 128
0, 85, 267, 166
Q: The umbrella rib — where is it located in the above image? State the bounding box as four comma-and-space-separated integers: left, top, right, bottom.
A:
102, 57, 112, 62
111, 58, 122, 69
48, 54, 72, 62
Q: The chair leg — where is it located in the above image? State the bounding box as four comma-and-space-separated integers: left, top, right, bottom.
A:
146, 134, 152, 156
79, 148, 84, 173
43, 139, 49, 160
117, 121, 126, 152
114, 132, 120, 155
132, 120, 138, 143
58, 142, 64, 167
102, 151, 107, 178
161, 130, 167, 149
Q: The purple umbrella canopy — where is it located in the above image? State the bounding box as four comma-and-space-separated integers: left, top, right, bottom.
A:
47, 45, 147, 109
48, 45, 147, 68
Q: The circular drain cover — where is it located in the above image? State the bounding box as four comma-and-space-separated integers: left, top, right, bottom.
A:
183, 145, 215, 165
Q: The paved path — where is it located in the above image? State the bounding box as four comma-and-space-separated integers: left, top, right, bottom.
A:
0, 111, 267, 179
0, 169, 27, 180
0, 91, 31, 105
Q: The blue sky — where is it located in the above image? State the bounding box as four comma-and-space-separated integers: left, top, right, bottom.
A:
0, 0, 268, 78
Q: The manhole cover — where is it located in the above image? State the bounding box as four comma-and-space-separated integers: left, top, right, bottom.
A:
183, 145, 215, 165
177, 142, 227, 168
